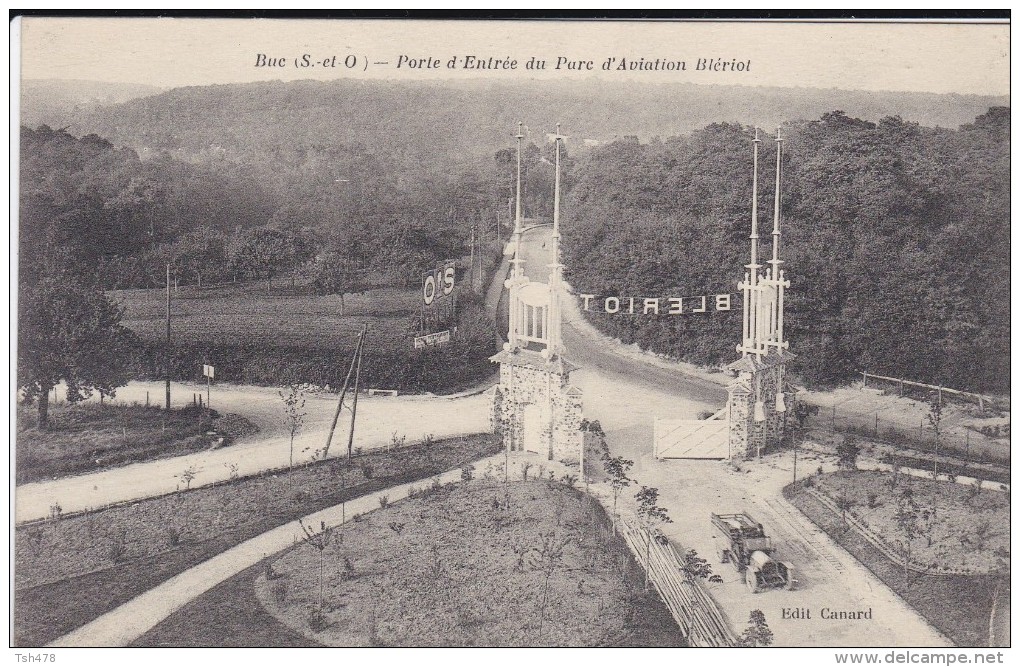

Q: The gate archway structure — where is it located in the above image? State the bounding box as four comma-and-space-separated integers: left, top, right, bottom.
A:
655, 128, 796, 461
491, 123, 584, 463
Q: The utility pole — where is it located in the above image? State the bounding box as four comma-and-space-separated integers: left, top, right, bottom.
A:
165, 262, 171, 410
324, 329, 364, 459
346, 325, 366, 459
469, 221, 476, 291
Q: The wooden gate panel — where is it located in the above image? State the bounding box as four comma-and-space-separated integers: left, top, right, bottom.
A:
654, 418, 729, 459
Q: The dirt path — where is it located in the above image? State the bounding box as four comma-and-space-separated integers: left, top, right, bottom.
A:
16, 386, 489, 523
519, 226, 950, 647
17, 253, 519, 525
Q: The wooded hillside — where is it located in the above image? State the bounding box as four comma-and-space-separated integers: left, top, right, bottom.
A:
561, 109, 1009, 393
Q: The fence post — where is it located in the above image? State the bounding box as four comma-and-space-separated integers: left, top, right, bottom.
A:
899, 378, 904, 397
938, 385, 943, 406
832, 405, 836, 429
862, 372, 868, 388
966, 431, 970, 461
875, 414, 879, 438
146, 391, 150, 407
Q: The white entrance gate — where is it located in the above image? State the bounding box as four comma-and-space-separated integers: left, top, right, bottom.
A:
654, 408, 729, 459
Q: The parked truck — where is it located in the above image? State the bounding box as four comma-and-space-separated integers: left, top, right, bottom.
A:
711, 512, 794, 593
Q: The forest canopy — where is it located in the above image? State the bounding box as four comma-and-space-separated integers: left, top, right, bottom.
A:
17, 100, 1010, 394
561, 108, 1010, 393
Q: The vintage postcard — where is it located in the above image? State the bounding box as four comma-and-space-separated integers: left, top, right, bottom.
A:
11, 15, 1010, 656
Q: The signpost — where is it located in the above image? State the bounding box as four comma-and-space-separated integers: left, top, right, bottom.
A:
202, 364, 214, 416
414, 329, 452, 349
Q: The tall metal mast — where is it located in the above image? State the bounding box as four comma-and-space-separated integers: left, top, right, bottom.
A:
549, 123, 563, 356
508, 121, 525, 348
739, 128, 763, 358
768, 126, 785, 352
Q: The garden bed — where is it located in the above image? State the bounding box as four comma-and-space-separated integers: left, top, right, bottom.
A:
786, 472, 1006, 647
796, 470, 1008, 574
15, 402, 258, 484
255, 477, 686, 647
13, 434, 499, 647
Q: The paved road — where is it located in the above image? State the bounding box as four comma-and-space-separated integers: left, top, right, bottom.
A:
15, 383, 490, 524
518, 226, 949, 647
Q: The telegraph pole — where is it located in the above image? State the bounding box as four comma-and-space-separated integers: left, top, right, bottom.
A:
165, 262, 171, 410
346, 324, 367, 459
470, 221, 476, 291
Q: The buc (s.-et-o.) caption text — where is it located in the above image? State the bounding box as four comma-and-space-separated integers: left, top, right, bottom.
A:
254, 53, 751, 74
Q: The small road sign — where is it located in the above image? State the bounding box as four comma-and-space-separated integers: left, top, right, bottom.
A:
414, 330, 451, 349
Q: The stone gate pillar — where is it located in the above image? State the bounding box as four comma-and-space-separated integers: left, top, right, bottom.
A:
726, 127, 796, 460
490, 122, 584, 464
726, 352, 796, 459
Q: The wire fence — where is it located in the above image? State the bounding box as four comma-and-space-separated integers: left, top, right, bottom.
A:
801, 400, 1010, 467
861, 372, 1009, 414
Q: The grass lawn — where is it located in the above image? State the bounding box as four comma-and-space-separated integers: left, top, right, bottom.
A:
112, 279, 501, 392
13, 434, 500, 647
15, 402, 258, 485
256, 478, 687, 647
786, 473, 1006, 647
114, 282, 419, 352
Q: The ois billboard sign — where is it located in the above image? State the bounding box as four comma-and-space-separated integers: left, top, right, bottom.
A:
420, 260, 457, 336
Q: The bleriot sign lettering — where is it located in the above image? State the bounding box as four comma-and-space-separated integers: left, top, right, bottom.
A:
579, 293, 733, 315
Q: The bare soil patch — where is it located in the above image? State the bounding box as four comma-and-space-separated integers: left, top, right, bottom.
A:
13, 435, 498, 647
805, 470, 1008, 574
787, 472, 1006, 647
256, 478, 686, 647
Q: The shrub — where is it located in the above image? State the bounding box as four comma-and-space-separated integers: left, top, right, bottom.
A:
308, 606, 329, 632
378, 495, 389, 509
107, 532, 128, 563
461, 464, 475, 482
165, 526, 182, 547
271, 579, 289, 604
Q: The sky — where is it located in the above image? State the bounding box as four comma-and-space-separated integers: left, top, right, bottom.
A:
15, 17, 1011, 97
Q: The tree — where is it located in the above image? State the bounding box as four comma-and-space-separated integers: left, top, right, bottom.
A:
527, 530, 572, 642
834, 487, 856, 531
230, 227, 293, 293
634, 485, 673, 590
927, 394, 943, 479
299, 519, 336, 627
738, 609, 774, 647
279, 385, 307, 468
836, 435, 861, 471
307, 248, 360, 314
679, 548, 723, 584
601, 454, 633, 531
892, 491, 922, 588
17, 272, 135, 427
